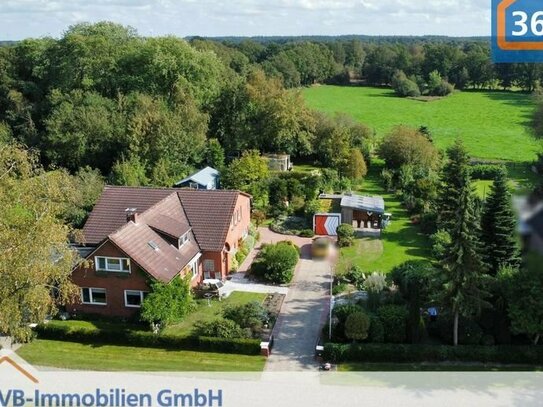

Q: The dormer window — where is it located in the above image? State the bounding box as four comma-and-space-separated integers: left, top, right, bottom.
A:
95, 256, 130, 273
179, 233, 189, 248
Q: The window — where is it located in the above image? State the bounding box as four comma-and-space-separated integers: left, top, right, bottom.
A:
95, 256, 130, 273
124, 290, 147, 308
191, 261, 198, 278
203, 260, 215, 272
179, 233, 189, 248
81, 288, 107, 305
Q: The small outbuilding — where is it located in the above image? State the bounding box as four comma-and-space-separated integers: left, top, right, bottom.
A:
314, 193, 390, 236
174, 166, 220, 190
340, 195, 385, 229
263, 154, 292, 172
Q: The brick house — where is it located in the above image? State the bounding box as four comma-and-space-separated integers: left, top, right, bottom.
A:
71, 186, 251, 318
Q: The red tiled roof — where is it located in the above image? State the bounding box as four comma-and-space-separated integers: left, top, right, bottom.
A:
139, 193, 191, 239
82, 186, 173, 245
110, 222, 200, 283
81, 186, 250, 280
177, 190, 242, 251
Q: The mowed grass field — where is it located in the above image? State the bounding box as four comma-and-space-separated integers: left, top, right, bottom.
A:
18, 340, 266, 371
339, 160, 431, 274
304, 86, 541, 164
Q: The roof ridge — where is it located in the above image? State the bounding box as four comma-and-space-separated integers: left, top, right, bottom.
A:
104, 185, 176, 191
103, 191, 180, 241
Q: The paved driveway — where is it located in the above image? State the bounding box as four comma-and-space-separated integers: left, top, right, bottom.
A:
231, 227, 333, 371
264, 238, 332, 371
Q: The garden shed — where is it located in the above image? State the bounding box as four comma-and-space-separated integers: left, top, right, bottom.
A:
316, 193, 388, 234
263, 154, 292, 172
340, 195, 385, 230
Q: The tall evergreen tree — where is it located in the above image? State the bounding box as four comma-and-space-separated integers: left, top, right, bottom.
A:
481, 168, 521, 275
435, 142, 490, 346
437, 139, 471, 230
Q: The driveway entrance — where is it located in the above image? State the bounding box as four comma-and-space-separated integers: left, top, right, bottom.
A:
264, 239, 332, 371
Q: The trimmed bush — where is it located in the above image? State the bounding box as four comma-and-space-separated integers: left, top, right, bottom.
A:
323, 342, 543, 365
198, 337, 261, 355
337, 224, 355, 247
251, 241, 300, 284
333, 304, 365, 323
377, 305, 408, 343
298, 229, 315, 238
345, 311, 371, 341
368, 316, 385, 343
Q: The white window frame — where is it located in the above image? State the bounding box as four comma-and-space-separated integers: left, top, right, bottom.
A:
178, 233, 189, 248
187, 253, 201, 280
95, 256, 131, 273
124, 290, 147, 308
81, 287, 107, 306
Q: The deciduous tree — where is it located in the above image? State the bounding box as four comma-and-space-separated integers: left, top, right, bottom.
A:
0, 144, 78, 342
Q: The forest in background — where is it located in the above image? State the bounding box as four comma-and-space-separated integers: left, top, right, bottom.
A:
1, 22, 542, 218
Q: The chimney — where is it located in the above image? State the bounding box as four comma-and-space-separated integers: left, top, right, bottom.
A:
125, 208, 138, 223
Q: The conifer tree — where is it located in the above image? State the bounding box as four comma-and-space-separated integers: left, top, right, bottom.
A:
437, 139, 471, 230
434, 141, 490, 346
481, 168, 521, 275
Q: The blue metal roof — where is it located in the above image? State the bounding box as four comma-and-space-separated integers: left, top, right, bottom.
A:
174, 167, 219, 187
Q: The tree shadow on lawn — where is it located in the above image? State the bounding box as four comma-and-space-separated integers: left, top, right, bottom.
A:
505, 161, 540, 194
482, 90, 536, 128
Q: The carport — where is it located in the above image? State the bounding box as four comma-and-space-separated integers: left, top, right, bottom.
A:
340, 195, 385, 230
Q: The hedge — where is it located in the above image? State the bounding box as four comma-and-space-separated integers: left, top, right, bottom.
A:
35, 324, 261, 355
323, 343, 543, 365
469, 164, 504, 180
199, 337, 261, 354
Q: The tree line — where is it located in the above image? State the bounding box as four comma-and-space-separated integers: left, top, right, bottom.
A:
0, 23, 377, 188
209, 37, 543, 92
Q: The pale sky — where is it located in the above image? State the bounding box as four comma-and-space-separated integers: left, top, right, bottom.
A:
0, 0, 491, 40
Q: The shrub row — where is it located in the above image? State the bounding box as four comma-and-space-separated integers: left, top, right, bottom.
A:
35, 324, 261, 355
469, 164, 504, 180
323, 342, 543, 365
199, 336, 262, 354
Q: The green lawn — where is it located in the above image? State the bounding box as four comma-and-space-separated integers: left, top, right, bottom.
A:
163, 291, 266, 337
17, 340, 266, 371
473, 180, 494, 199
293, 160, 430, 274
339, 161, 431, 274
304, 86, 541, 164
